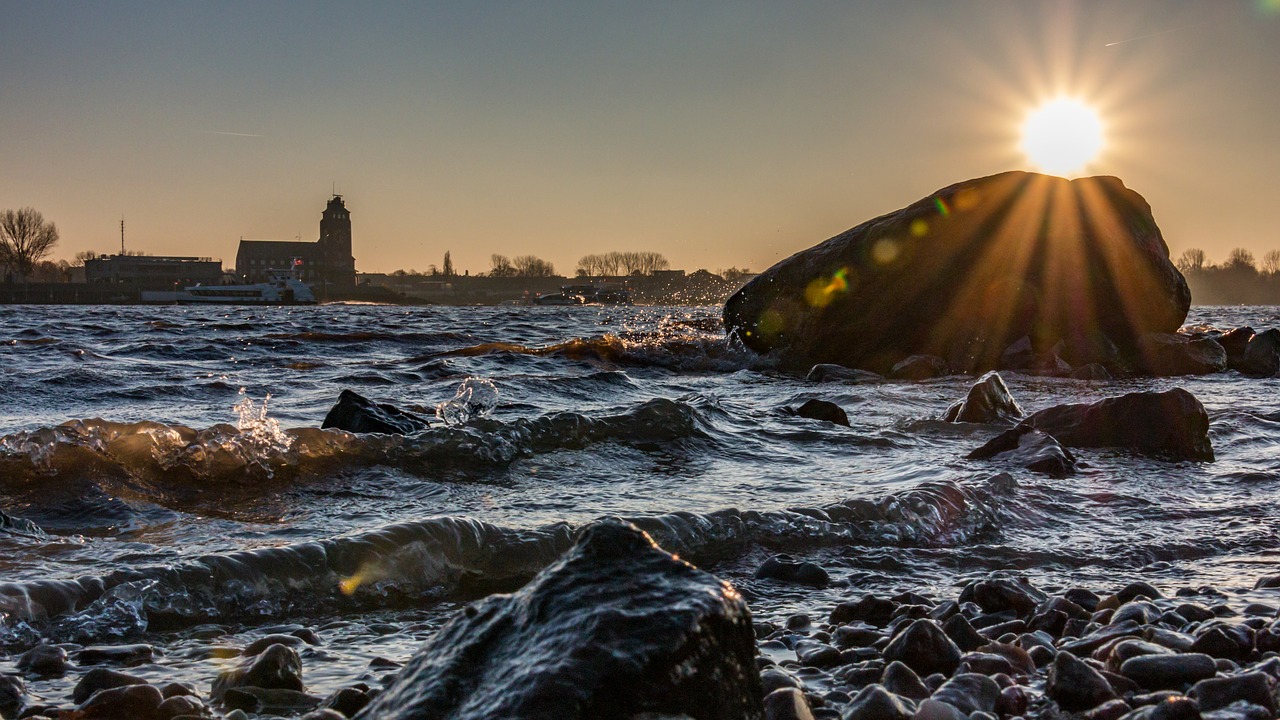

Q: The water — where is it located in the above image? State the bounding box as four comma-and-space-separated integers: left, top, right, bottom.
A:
1, 303, 1279, 702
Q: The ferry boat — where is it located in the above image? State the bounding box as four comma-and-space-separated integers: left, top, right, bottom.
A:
141, 264, 318, 305
531, 284, 631, 306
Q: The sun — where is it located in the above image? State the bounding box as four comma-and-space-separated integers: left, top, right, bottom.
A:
1019, 97, 1105, 176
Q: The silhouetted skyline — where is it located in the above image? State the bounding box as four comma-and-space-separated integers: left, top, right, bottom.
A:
3, 1, 1278, 274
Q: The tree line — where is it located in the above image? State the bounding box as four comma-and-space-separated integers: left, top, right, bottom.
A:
1175, 247, 1280, 305
1176, 247, 1280, 275
575, 251, 669, 277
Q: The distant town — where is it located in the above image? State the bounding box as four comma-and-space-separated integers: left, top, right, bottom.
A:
0, 196, 756, 305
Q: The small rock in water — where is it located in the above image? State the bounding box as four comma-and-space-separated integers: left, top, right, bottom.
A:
323, 686, 373, 718
1237, 328, 1280, 377
0, 673, 24, 718
242, 633, 309, 656
1134, 332, 1227, 376
1046, 651, 1116, 712
17, 644, 69, 678
763, 687, 815, 720
830, 595, 897, 628
321, 388, 431, 434
882, 618, 962, 677
1020, 388, 1214, 461
880, 661, 929, 700
967, 425, 1077, 475
843, 684, 914, 720
73, 667, 148, 704
756, 556, 832, 588
931, 673, 1000, 714
76, 643, 155, 666
156, 694, 207, 718
212, 643, 305, 700
941, 371, 1024, 424
805, 364, 883, 383
76, 683, 164, 720
784, 399, 850, 427
889, 355, 949, 381
1218, 326, 1255, 365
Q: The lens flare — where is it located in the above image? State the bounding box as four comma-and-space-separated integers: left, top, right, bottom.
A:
1020, 97, 1105, 176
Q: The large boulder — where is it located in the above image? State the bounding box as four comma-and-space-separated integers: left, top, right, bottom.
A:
1132, 333, 1226, 376
1020, 388, 1212, 461
321, 389, 431, 435
355, 519, 763, 720
723, 172, 1189, 372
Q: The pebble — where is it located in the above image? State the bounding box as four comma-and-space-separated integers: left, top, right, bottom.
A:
73, 667, 148, 704
842, 683, 913, 720
1189, 672, 1276, 713
76, 643, 155, 666
211, 643, 305, 699
930, 672, 999, 714
1120, 653, 1217, 690
16, 645, 69, 678
764, 687, 816, 720
882, 619, 961, 677
76, 683, 163, 720
757, 555, 832, 588
880, 661, 929, 700
0, 673, 24, 717
1046, 650, 1116, 712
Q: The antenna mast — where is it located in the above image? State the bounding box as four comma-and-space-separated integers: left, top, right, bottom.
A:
120, 217, 125, 255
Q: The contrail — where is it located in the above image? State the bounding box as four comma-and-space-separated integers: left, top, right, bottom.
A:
202, 130, 267, 138
1104, 27, 1181, 47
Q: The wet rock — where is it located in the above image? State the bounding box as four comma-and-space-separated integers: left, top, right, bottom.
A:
967, 425, 1076, 475
1086, 698, 1134, 720
941, 614, 987, 652
212, 643, 305, 700
757, 556, 831, 588
761, 668, 802, 696
321, 389, 431, 435
880, 661, 929, 701
959, 577, 1044, 618
941, 372, 1024, 424
795, 640, 843, 669
354, 519, 762, 720
73, 667, 149, 704
1019, 388, 1213, 461
883, 619, 962, 677
785, 400, 849, 427
843, 684, 913, 720
76, 683, 164, 720
77, 643, 155, 666
1115, 580, 1165, 602
997, 685, 1029, 716
1218, 326, 1255, 363
156, 694, 206, 719
16, 644, 68, 678
323, 686, 372, 718
302, 710, 349, 720
159, 681, 198, 698
1120, 653, 1217, 691
1071, 363, 1114, 380
0, 673, 24, 718
242, 633, 308, 656
1120, 695, 1203, 720
1189, 672, 1276, 713
1047, 651, 1116, 712
831, 595, 897, 628
763, 688, 815, 720
1237, 328, 1280, 377
1133, 333, 1227, 376
890, 355, 949, 381
1113, 601, 1162, 625
1190, 625, 1254, 662
806, 364, 883, 384
225, 686, 322, 714
930, 673, 999, 715
723, 172, 1190, 372
914, 698, 967, 720
1105, 639, 1174, 672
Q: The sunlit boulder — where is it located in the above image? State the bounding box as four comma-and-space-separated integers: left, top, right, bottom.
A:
723, 171, 1190, 373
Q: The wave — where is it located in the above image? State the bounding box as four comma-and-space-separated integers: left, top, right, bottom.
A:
0, 475, 1010, 648
434, 331, 767, 372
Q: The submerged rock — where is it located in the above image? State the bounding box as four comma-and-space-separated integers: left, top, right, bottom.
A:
321, 389, 431, 435
966, 426, 1077, 476
805, 364, 884, 383
890, 355, 949, 380
942, 372, 1024, 424
784, 399, 850, 427
723, 172, 1189, 372
355, 519, 762, 720
756, 555, 831, 588
1133, 333, 1227, 376
212, 643, 305, 700
1019, 388, 1213, 461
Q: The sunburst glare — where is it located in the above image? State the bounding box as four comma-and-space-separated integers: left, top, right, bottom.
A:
1020, 97, 1105, 176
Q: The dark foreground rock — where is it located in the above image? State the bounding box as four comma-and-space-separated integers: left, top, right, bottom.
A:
1237, 328, 1280, 377
321, 389, 431, 435
1133, 333, 1227, 376
1020, 388, 1213, 461
355, 519, 763, 720
942, 371, 1024, 424
784, 399, 850, 427
724, 171, 1190, 373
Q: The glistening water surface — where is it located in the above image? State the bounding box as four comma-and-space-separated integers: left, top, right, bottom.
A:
1, 303, 1278, 701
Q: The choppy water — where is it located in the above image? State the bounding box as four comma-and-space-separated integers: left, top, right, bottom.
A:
1, 303, 1279, 700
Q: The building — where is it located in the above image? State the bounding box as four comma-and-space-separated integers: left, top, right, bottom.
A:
235, 195, 356, 293
84, 254, 224, 289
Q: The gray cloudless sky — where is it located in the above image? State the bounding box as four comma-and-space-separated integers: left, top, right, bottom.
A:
2, 0, 1278, 275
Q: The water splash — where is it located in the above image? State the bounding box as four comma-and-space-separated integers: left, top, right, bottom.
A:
233, 389, 293, 457
436, 378, 500, 427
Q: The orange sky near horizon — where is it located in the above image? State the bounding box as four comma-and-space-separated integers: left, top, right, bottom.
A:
2, 1, 1278, 276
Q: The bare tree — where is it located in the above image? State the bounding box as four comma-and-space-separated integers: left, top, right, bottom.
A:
512, 255, 556, 277
0, 208, 60, 280
1175, 248, 1207, 273
599, 252, 623, 276
576, 253, 605, 277
73, 250, 99, 267
490, 254, 515, 277
1224, 247, 1257, 272
1263, 250, 1280, 275
634, 251, 669, 275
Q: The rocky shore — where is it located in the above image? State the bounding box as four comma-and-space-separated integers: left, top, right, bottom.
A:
6, 519, 1280, 720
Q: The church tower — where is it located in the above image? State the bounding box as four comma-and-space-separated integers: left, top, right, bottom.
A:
317, 195, 356, 289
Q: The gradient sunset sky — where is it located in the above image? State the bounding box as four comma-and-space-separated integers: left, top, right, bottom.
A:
3, 1, 1278, 276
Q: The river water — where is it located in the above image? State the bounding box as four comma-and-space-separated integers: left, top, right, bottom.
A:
1, 303, 1278, 701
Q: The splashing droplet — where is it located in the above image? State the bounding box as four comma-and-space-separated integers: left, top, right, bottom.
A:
436, 378, 499, 427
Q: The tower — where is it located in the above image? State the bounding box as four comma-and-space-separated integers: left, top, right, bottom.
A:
317, 195, 356, 288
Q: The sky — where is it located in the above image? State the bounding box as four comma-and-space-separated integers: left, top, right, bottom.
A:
2, 1, 1279, 276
